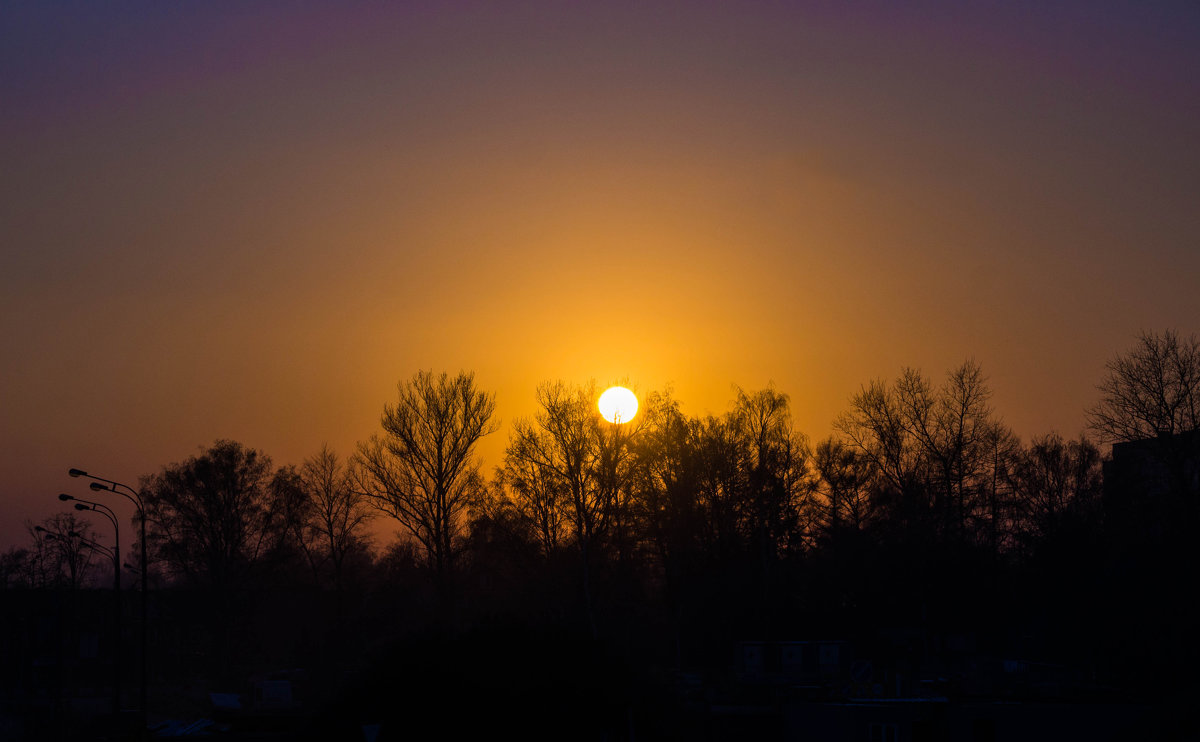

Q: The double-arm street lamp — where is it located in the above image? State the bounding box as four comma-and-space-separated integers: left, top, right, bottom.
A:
35, 525, 115, 562
68, 468, 149, 728
68, 529, 118, 564
37, 511, 122, 715
61, 494, 123, 713
59, 494, 121, 592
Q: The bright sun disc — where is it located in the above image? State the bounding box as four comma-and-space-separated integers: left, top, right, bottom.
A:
598, 386, 638, 424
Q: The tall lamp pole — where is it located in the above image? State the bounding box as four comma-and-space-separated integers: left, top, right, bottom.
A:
59, 494, 122, 714
68, 530, 124, 709
69, 468, 149, 730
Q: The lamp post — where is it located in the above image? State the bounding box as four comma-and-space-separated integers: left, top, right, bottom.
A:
69, 468, 149, 730
69, 530, 118, 564
60, 495, 122, 715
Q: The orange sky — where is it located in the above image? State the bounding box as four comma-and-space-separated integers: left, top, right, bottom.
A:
3, 1, 1198, 549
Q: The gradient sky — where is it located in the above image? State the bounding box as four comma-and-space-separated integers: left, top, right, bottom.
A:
3, 1, 1198, 549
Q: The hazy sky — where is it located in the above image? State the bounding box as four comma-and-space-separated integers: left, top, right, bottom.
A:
3, 1, 1198, 549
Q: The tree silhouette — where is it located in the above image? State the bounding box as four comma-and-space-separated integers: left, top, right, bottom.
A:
629, 391, 703, 577
811, 436, 875, 542
25, 514, 100, 589
836, 375, 928, 534
287, 444, 375, 591
688, 414, 749, 560
1089, 330, 1200, 514
733, 385, 813, 559
1011, 433, 1101, 550
355, 370, 498, 576
495, 429, 571, 559
501, 381, 609, 635
497, 381, 646, 633
900, 361, 1003, 539
836, 361, 1014, 545
18, 353, 1200, 726
977, 422, 1022, 556
139, 440, 294, 589
1087, 329, 1200, 443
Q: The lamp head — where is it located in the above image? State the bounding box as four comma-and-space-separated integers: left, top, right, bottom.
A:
89, 482, 107, 492
34, 525, 47, 533
58, 493, 73, 501
74, 503, 89, 511
68, 468, 87, 478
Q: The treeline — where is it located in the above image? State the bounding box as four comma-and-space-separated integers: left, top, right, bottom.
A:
5, 331, 1199, 690
1, 365, 1102, 598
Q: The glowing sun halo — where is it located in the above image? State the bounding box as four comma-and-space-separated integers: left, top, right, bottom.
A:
598, 386, 638, 424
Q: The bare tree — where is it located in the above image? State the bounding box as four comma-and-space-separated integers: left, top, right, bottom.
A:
725, 385, 814, 561
629, 391, 701, 570
495, 429, 571, 558
290, 444, 375, 590
837, 361, 1015, 543
355, 370, 498, 575
836, 376, 929, 531
920, 361, 1005, 538
27, 513, 100, 589
977, 422, 1022, 556
1011, 433, 1102, 549
1087, 329, 1200, 443
504, 381, 606, 557
500, 380, 642, 636
689, 414, 750, 557
812, 436, 875, 539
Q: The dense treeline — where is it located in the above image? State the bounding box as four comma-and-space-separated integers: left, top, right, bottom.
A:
4, 331, 1199, 708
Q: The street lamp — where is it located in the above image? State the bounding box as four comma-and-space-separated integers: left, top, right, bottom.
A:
69, 468, 149, 727
69, 530, 118, 563
37, 518, 123, 715
62, 496, 123, 715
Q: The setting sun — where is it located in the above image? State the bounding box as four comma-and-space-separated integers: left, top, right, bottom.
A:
598, 386, 638, 424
